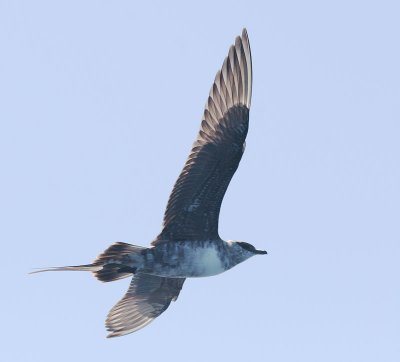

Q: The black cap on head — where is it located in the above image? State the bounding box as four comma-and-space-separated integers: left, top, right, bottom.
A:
237, 242, 267, 255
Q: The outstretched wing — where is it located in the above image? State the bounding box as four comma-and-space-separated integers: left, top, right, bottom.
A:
154, 29, 252, 243
106, 273, 185, 337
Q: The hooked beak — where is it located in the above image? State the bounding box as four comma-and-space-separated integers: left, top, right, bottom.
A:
255, 249, 268, 255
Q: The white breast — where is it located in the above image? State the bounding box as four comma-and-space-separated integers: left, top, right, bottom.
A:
192, 246, 225, 277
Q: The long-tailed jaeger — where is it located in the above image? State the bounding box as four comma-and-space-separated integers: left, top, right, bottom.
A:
32, 28, 267, 338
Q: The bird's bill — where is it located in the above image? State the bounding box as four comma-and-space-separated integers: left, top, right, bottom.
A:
255, 249, 268, 255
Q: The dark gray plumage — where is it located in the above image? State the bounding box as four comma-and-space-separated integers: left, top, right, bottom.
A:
32, 29, 266, 338
155, 30, 252, 243
107, 29, 253, 336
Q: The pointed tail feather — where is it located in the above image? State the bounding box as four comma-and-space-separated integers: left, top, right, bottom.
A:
30, 264, 101, 274
30, 242, 146, 283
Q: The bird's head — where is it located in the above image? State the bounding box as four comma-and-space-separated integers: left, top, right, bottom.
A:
227, 241, 267, 263
236, 241, 268, 256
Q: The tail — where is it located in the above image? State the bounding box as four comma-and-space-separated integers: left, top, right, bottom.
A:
30, 242, 146, 282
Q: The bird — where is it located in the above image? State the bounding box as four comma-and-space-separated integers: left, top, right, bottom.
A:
32, 28, 267, 338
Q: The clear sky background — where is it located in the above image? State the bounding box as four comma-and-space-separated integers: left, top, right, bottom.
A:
1, 1, 399, 361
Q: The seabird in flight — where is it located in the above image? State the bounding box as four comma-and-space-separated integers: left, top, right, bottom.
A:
32, 28, 267, 337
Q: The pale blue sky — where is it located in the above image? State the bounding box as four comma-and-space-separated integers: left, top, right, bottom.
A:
1, 1, 399, 361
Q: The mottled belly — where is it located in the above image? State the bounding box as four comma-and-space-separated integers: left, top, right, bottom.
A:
145, 243, 227, 278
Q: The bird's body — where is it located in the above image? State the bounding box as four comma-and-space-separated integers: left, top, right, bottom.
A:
32, 28, 267, 337
142, 240, 228, 278
109, 239, 259, 279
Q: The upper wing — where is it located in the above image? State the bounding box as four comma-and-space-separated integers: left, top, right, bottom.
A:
106, 273, 185, 337
154, 29, 252, 243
